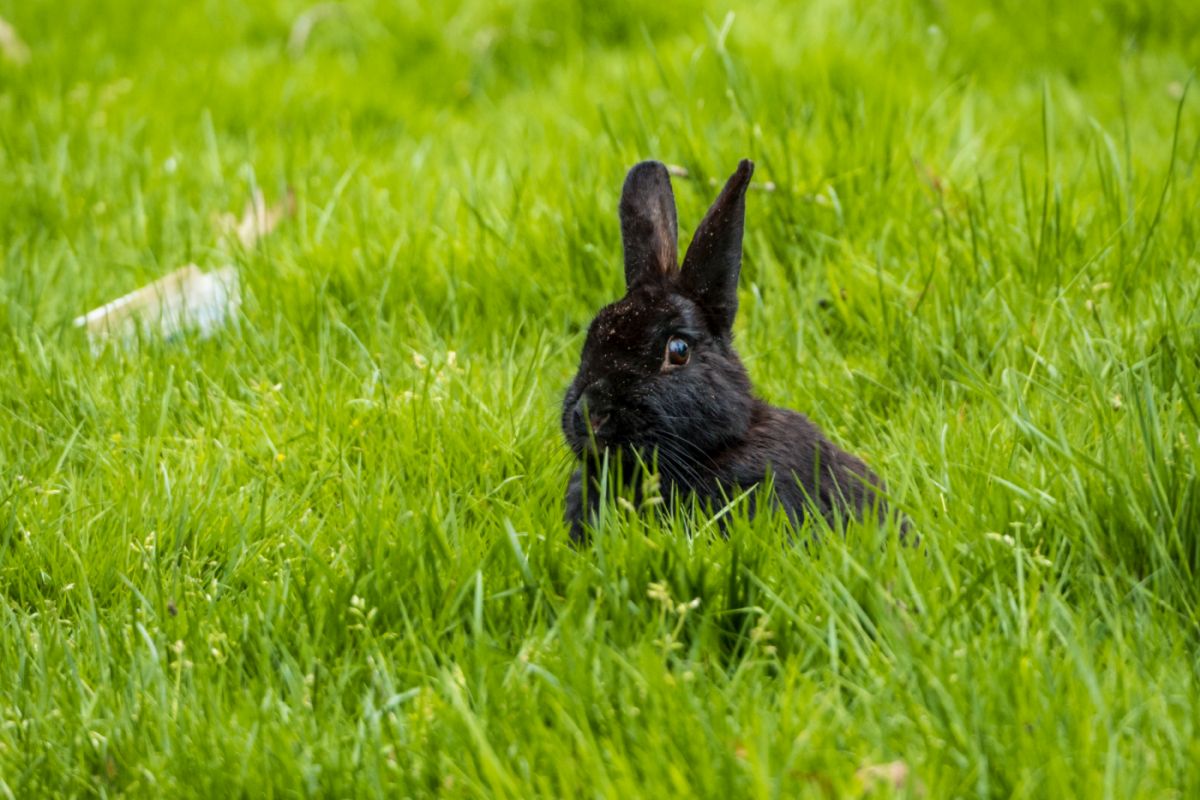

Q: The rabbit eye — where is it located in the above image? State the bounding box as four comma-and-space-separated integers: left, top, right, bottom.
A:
665, 336, 690, 367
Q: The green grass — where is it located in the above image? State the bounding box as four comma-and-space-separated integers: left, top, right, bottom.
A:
2, 0, 1199, 796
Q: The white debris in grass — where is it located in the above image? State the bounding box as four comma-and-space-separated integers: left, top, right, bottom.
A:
74, 265, 241, 354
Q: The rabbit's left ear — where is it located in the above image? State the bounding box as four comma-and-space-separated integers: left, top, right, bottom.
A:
620, 161, 679, 292
680, 159, 754, 334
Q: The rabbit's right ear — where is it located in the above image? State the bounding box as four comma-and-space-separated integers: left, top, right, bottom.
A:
678, 159, 753, 335
620, 161, 679, 291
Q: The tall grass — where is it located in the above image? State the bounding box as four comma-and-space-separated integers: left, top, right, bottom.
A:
1, 0, 1198, 796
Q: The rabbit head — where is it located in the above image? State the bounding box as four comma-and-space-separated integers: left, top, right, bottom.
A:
562, 160, 757, 472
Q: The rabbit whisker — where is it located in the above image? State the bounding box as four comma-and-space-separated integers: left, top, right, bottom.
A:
653, 441, 710, 489
652, 429, 721, 470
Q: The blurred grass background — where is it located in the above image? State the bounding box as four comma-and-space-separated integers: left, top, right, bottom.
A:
1, 0, 1198, 796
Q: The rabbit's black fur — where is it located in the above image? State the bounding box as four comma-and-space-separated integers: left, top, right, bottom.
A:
562, 159, 886, 542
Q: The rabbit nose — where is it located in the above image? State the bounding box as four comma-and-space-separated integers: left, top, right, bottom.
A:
573, 396, 611, 437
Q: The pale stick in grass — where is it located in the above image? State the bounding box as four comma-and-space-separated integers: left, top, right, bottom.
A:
0, 15, 31, 65
215, 188, 297, 248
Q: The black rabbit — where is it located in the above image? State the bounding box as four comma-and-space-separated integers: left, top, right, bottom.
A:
562, 159, 889, 542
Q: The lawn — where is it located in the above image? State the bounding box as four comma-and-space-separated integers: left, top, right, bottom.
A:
1, 0, 1199, 796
